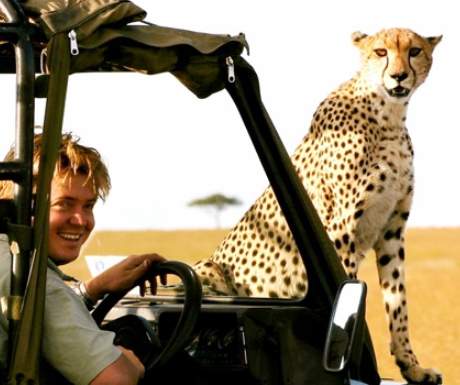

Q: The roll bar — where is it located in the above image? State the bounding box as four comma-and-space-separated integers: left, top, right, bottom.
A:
0, 0, 36, 367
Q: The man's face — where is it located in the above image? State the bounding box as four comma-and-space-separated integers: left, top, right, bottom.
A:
48, 174, 96, 265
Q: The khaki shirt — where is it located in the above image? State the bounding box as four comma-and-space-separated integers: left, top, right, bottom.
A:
0, 234, 121, 385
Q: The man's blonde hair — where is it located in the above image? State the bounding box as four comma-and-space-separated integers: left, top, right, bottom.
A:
0, 133, 111, 201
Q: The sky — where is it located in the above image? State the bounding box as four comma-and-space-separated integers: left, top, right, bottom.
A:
1, 0, 459, 230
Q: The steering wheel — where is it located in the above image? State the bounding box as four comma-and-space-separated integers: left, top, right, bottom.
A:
92, 261, 202, 371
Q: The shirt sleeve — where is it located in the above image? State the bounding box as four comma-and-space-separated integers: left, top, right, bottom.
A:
42, 269, 121, 385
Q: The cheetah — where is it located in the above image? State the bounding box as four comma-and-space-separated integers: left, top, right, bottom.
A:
193, 28, 442, 384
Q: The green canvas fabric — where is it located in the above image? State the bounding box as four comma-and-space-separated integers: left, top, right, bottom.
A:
22, 0, 146, 39
65, 24, 247, 98
0, 0, 249, 98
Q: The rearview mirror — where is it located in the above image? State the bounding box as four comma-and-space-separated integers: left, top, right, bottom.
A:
323, 280, 367, 372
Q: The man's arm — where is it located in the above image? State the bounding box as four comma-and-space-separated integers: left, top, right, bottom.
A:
90, 347, 144, 385
85, 253, 167, 301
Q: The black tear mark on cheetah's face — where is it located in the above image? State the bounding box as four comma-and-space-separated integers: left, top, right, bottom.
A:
194, 28, 442, 385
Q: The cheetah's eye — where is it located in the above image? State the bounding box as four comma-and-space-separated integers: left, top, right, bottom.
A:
409, 47, 422, 57
374, 48, 387, 57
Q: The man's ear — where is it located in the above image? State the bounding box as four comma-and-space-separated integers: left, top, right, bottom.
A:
351, 31, 368, 47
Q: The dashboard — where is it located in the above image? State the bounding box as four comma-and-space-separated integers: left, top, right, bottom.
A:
159, 311, 248, 368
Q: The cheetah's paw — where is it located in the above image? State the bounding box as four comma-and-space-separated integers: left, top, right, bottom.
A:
402, 365, 442, 385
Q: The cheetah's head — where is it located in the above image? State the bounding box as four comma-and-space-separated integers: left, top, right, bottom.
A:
352, 28, 441, 101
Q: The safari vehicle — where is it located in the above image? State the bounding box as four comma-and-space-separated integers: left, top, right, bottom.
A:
0, 0, 398, 384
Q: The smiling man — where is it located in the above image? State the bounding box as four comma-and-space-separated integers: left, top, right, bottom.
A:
0, 133, 167, 385
48, 173, 97, 265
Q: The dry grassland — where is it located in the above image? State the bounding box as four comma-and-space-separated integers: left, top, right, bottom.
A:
62, 227, 460, 384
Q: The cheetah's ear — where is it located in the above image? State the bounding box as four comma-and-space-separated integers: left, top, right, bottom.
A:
426, 35, 442, 49
351, 31, 368, 47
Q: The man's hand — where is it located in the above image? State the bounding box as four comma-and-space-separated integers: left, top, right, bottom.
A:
85, 254, 168, 302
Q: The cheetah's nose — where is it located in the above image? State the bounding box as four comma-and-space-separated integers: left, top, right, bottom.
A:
390, 72, 408, 82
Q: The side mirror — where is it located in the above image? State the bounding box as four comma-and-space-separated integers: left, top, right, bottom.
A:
323, 280, 367, 372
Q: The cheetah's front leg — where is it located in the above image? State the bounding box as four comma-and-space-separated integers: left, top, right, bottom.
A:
374, 209, 441, 384
193, 259, 236, 296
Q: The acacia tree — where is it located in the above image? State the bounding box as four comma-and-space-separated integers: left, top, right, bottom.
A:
188, 193, 241, 228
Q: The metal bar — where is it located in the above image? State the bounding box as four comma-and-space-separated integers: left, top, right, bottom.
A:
0, 0, 21, 23
8, 26, 36, 361
226, 57, 347, 307
12, 29, 35, 229
0, 161, 27, 182
0, 25, 20, 39
0, 0, 36, 371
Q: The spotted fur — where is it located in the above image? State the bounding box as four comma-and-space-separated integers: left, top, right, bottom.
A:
194, 28, 442, 384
